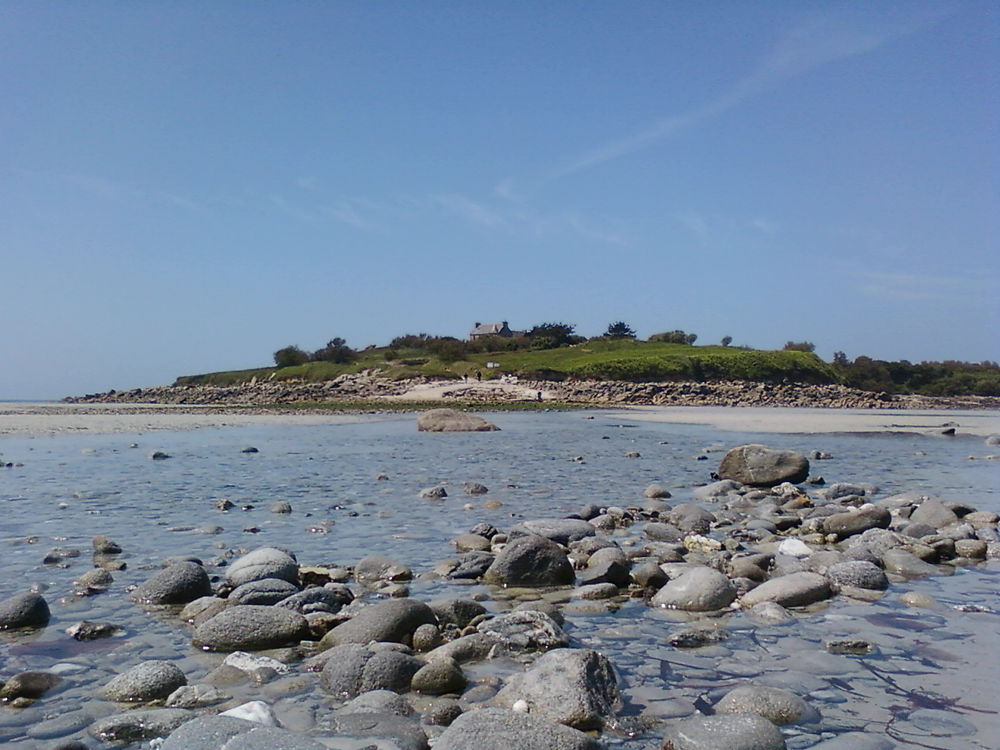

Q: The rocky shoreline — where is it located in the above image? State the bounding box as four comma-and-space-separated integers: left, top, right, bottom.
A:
62, 373, 1000, 411
2, 437, 998, 749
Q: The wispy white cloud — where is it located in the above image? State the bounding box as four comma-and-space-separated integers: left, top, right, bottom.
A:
541, 8, 952, 181
752, 218, 779, 234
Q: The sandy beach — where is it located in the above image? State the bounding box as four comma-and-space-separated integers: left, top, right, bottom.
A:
612, 405, 1000, 437
3, 400, 998, 439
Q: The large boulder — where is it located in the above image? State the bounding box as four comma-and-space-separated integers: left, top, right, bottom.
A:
192, 605, 309, 651
435, 707, 602, 750
740, 572, 831, 608
417, 409, 499, 432
715, 685, 819, 725
661, 713, 786, 750
319, 643, 423, 698
484, 535, 575, 587
319, 598, 437, 648
651, 566, 736, 612
825, 560, 889, 590
0, 592, 50, 629
130, 562, 212, 605
102, 660, 187, 702
226, 548, 299, 588
718, 445, 809, 487
494, 648, 620, 730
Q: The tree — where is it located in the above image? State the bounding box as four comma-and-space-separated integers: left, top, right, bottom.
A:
274, 345, 310, 368
832, 351, 849, 366
312, 337, 356, 364
783, 341, 816, 353
649, 329, 696, 345
605, 321, 636, 339
721, 336, 733, 347
527, 322, 579, 349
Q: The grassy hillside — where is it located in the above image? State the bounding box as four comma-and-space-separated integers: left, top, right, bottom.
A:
174, 340, 837, 387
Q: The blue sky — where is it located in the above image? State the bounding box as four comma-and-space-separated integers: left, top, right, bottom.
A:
1, 2, 997, 399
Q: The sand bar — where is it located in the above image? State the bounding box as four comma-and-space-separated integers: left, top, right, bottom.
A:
611, 405, 1000, 436
3, 401, 999, 439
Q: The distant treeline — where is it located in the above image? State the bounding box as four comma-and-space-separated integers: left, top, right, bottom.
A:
267, 322, 999, 397
833, 355, 1000, 396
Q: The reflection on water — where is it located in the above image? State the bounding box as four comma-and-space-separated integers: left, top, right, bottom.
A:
0, 411, 998, 748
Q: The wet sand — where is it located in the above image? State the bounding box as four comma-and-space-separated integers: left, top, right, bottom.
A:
2, 401, 999, 439
611, 405, 1000, 437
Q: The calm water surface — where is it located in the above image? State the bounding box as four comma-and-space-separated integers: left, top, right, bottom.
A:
1, 411, 998, 749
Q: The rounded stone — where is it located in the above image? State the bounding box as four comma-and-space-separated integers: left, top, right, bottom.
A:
130, 562, 212, 605
102, 660, 187, 703
651, 567, 737, 611
661, 713, 787, 750
715, 684, 819, 725
825, 561, 889, 590
0, 592, 50, 630
411, 657, 467, 695
192, 605, 309, 651
226, 547, 299, 587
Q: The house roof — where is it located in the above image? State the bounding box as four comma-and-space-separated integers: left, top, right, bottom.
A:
470, 322, 508, 336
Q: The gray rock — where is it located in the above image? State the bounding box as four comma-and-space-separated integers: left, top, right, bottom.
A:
66, 619, 123, 641
92, 535, 123, 554
444, 551, 495, 579
228, 578, 300, 606
341, 689, 414, 715
454, 533, 492, 552
668, 504, 716, 533
464, 482, 489, 495
319, 598, 437, 648
161, 716, 328, 750
430, 598, 487, 628
822, 505, 891, 538
740, 572, 832, 608
411, 657, 466, 695
192, 605, 309, 651
746, 601, 795, 625
417, 409, 499, 432
693, 479, 742, 501
715, 685, 819, 725
509, 518, 597, 545
644, 522, 684, 542
477, 610, 569, 651
484, 534, 575, 587
644, 483, 672, 499
319, 644, 423, 698
718, 444, 809, 487
102, 660, 187, 702
825, 561, 889, 590
90, 708, 192, 744
651, 566, 737, 611
578, 559, 630, 587
166, 684, 229, 708
276, 585, 353, 614
880, 549, 940, 577
0, 671, 61, 701
420, 485, 448, 499
435, 707, 602, 750
160, 716, 256, 750
986, 434, 1000, 447
130, 562, 212, 605
0, 592, 50, 629
226, 548, 299, 588
821, 483, 877, 501
494, 648, 620, 730
631, 561, 669, 589
661, 713, 786, 750
355, 555, 413, 584
910, 499, 960, 529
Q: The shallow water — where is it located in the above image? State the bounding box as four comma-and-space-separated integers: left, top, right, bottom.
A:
0, 411, 998, 749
